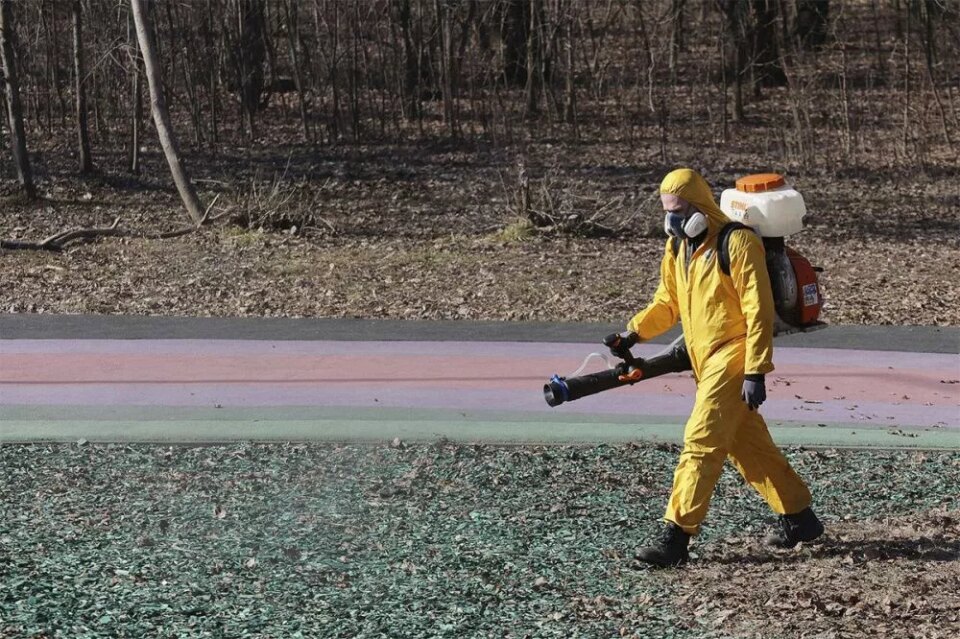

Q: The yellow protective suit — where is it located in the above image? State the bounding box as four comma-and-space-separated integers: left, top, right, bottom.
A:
628, 168, 811, 535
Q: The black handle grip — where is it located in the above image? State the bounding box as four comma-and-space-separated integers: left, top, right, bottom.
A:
604, 332, 637, 365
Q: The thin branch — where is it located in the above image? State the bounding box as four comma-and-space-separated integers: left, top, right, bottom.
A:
43, 216, 121, 246
0, 207, 227, 252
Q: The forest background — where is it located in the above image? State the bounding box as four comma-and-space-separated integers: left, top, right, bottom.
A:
0, 0, 957, 326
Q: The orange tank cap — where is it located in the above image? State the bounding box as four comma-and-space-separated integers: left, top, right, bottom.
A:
736, 173, 786, 193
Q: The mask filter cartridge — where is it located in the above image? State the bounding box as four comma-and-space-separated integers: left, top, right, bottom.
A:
664, 211, 707, 239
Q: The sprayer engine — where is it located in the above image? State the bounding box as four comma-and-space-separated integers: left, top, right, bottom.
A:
720, 173, 824, 332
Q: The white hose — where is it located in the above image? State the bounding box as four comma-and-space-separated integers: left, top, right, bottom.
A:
566, 351, 618, 378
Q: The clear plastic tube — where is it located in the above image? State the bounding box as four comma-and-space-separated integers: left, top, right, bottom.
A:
566, 351, 618, 378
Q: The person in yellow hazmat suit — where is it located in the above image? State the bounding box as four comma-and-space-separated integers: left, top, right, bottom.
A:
613, 168, 824, 567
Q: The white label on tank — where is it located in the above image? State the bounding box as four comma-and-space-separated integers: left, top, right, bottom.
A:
803, 283, 819, 307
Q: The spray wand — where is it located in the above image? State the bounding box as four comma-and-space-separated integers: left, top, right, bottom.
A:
543, 334, 692, 407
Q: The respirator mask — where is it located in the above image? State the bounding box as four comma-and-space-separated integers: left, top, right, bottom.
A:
663, 207, 707, 240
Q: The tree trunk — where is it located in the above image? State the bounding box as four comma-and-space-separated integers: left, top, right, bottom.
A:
284, 0, 310, 142
717, 0, 746, 121
126, 7, 141, 175
563, 17, 577, 134
233, 0, 267, 139
718, 18, 729, 141
751, 0, 786, 92
72, 0, 93, 173
434, 0, 455, 134
348, 2, 360, 138
0, 0, 36, 199
901, 1, 910, 156
668, 0, 686, 77
130, 57, 142, 175
524, 0, 542, 117
320, 0, 343, 141
918, 1, 952, 149
39, 1, 54, 130
130, 0, 205, 224
131, 68, 142, 174
205, 0, 219, 145
503, 0, 529, 86
395, 0, 419, 121
42, 0, 68, 126
794, 0, 829, 48
870, 0, 885, 78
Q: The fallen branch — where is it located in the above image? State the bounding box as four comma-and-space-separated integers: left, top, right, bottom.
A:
0, 238, 63, 252
1, 202, 219, 252
0, 217, 122, 252
42, 216, 124, 247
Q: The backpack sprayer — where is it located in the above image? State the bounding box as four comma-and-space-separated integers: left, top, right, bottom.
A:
722, 173, 824, 332
544, 173, 824, 407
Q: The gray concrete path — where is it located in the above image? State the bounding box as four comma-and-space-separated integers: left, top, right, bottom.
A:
2, 313, 958, 353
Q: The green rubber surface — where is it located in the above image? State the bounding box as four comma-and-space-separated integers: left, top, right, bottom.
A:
2, 406, 956, 449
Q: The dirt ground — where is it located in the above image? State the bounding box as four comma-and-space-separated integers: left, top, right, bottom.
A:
1, 138, 958, 327
671, 509, 960, 639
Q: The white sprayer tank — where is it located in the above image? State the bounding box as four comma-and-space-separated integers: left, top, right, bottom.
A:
719, 173, 805, 237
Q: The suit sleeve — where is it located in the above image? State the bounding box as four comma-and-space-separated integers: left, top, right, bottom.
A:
727, 230, 775, 375
627, 239, 680, 340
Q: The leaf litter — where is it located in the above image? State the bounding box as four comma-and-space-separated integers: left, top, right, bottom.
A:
2, 142, 957, 326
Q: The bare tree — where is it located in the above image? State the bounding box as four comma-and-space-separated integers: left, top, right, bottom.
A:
72, 0, 93, 173
130, 0, 206, 224
127, 9, 143, 176
0, 0, 35, 199
284, 0, 311, 142
502, 0, 531, 87
435, 0, 455, 133
524, 0, 544, 118
0, 0, 955, 178
229, 0, 267, 139
750, 0, 786, 93
716, 0, 747, 121
795, 0, 829, 48
668, 0, 687, 77
393, 0, 419, 122
40, 1, 67, 128
916, 0, 954, 150
563, 7, 578, 133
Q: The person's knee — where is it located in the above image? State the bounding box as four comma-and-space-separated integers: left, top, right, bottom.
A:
683, 415, 736, 452
677, 444, 727, 477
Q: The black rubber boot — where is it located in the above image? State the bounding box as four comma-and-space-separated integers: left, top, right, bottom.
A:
634, 523, 691, 568
765, 507, 825, 548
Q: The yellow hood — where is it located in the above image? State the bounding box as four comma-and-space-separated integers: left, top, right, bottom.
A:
659, 168, 728, 232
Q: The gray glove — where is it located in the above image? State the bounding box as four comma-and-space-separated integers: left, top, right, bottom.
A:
741, 374, 766, 410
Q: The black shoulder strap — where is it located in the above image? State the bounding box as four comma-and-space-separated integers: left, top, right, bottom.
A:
717, 222, 752, 276
669, 235, 680, 258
